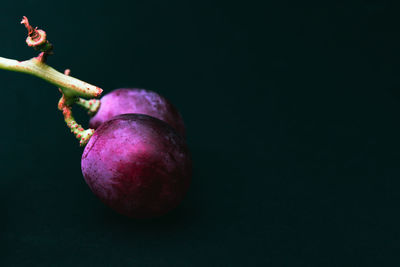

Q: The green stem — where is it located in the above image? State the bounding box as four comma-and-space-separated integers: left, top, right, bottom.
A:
76, 98, 101, 116
0, 56, 102, 98
58, 95, 94, 146
0, 17, 104, 147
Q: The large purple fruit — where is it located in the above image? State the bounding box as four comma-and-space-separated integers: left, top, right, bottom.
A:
89, 88, 186, 137
81, 114, 192, 218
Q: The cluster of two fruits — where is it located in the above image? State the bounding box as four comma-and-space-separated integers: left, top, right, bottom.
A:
0, 17, 191, 219
82, 88, 191, 218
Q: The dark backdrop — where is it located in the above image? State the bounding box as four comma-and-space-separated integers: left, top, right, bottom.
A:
1, 1, 400, 266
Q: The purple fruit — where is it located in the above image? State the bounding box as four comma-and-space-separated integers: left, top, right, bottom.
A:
89, 88, 186, 137
81, 114, 192, 218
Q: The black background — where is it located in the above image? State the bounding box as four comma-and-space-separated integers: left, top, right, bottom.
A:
1, 0, 400, 266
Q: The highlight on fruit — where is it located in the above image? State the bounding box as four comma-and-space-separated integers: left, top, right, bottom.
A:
0, 17, 192, 218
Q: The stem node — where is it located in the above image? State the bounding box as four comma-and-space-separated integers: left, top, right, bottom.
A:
21, 16, 53, 62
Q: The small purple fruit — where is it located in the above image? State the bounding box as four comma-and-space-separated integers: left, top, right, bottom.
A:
81, 114, 192, 218
89, 88, 186, 137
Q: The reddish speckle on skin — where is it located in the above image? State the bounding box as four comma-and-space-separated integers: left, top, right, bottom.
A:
78, 128, 84, 131
77, 134, 81, 138
62, 107, 72, 118
96, 87, 103, 97
58, 97, 65, 110
59, 95, 73, 119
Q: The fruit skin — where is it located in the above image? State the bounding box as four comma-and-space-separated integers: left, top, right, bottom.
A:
89, 88, 186, 137
81, 114, 192, 218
